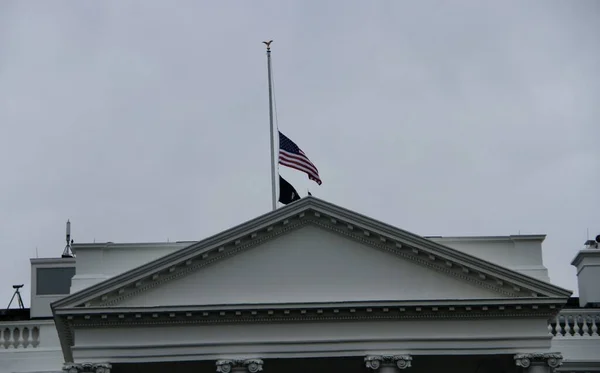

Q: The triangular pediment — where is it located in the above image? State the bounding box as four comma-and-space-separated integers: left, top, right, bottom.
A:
116, 225, 503, 307
52, 197, 571, 312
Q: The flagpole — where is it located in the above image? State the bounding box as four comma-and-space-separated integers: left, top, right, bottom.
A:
264, 40, 277, 211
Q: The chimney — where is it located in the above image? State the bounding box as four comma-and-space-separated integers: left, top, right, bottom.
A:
571, 235, 600, 307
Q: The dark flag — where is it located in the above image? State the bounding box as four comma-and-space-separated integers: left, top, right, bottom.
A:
279, 131, 322, 185
279, 175, 301, 205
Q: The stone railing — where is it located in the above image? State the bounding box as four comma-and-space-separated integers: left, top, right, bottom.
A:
549, 309, 600, 338
0, 321, 47, 349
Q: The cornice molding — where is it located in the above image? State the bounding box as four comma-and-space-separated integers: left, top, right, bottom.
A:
99, 219, 310, 307
317, 203, 570, 298
52, 197, 571, 313
59, 301, 562, 329
312, 218, 516, 297
571, 249, 600, 268
94, 215, 522, 308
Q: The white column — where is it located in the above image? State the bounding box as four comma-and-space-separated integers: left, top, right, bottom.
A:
216, 359, 264, 373
62, 363, 112, 373
515, 353, 563, 373
365, 355, 413, 373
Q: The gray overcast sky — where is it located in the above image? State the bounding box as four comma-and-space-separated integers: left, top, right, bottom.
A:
1, 1, 599, 306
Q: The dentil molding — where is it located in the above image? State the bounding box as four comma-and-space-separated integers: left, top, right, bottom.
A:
216, 359, 264, 373
85, 209, 547, 308
365, 355, 413, 370
514, 353, 564, 369
63, 363, 112, 373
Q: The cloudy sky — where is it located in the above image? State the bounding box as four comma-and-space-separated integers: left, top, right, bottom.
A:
1, 1, 598, 306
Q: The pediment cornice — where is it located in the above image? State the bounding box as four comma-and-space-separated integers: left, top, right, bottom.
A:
52, 197, 572, 312
56, 298, 565, 328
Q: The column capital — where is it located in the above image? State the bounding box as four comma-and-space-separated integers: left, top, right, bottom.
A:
216, 359, 264, 373
365, 355, 413, 370
63, 363, 112, 373
514, 353, 563, 369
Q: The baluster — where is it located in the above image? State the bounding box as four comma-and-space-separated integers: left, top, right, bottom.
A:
581, 315, 590, 336
592, 317, 599, 336
554, 315, 562, 336
31, 326, 40, 348
573, 315, 581, 336
12, 327, 21, 348
21, 327, 30, 348
563, 315, 571, 336
548, 322, 554, 336
2, 328, 10, 349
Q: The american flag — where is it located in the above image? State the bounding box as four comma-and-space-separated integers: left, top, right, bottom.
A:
279, 131, 322, 185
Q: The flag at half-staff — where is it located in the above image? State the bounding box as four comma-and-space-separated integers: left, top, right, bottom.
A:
278, 175, 301, 205
279, 131, 322, 185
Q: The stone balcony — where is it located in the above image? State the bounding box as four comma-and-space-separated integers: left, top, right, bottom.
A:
549, 309, 600, 369
549, 309, 600, 338
0, 318, 64, 373
1, 321, 40, 349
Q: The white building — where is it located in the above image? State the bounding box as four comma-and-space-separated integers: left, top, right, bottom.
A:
1, 197, 599, 373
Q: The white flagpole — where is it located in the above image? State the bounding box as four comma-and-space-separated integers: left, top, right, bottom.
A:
264, 40, 277, 211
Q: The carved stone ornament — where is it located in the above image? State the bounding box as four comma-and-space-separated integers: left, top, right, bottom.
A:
216, 359, 264, 373
365, 355, 413, 370
216, 360, 236, 373
62, 363, 112, 373
244, 359, 264, 373
514, 353, 564, 369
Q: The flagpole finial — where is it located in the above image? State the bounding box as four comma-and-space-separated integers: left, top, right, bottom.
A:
263, 40, 273, 51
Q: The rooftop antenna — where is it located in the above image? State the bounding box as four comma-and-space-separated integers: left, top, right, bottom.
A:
61, 220, 74, 258
6, 284, 25, 310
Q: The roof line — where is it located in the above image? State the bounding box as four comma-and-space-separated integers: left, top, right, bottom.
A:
426, 235, 547, 241
308, 199, 571, 297
55, 297, 568, 315
52, 199, 317, 309
52, 197, 572, 310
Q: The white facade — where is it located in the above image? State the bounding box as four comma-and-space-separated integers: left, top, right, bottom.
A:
1, 197, 599, 373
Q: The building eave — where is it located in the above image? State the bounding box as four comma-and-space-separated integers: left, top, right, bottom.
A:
571, 249, 600, 268
71, 241, 192, 255
54, 298, 567, 333
426, 234, 547, 242
54, 297, 569, 315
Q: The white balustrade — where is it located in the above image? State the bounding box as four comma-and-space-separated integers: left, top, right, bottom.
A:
549, 309, 600, 338
0, 322, 41, 349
